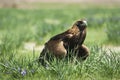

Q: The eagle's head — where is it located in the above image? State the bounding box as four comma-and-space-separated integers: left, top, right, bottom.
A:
74, 20, 87, 31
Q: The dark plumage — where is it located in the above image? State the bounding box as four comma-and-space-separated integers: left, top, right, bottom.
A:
39, 20, 89, 65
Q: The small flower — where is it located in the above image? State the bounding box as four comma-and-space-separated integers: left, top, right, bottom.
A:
21, 69, 27, 76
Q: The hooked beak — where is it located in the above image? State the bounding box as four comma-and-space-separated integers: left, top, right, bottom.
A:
82, 20, 87, 27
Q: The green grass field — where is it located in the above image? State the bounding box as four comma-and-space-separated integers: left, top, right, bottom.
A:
0, 3, 120, 80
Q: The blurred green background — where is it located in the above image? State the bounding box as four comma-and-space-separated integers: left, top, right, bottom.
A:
0, 0, 120, 80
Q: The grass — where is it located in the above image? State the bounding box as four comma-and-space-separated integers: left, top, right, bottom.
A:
0, 3, 120, 80
0, 43, 120, 80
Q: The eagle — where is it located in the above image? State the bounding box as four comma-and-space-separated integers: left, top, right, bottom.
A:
39, 20, 89, 65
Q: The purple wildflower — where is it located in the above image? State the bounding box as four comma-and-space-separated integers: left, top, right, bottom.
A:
21, 69, 27, 76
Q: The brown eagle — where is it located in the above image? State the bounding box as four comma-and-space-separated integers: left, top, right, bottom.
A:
39, 20, 89, 65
